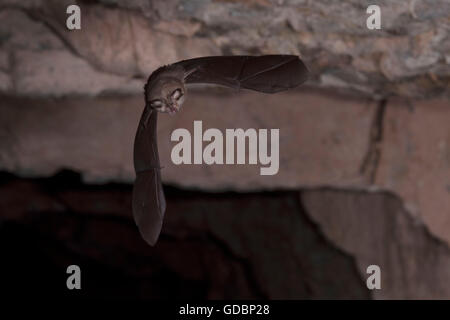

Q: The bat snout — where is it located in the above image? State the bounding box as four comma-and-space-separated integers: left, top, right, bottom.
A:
167, 103, 180, 115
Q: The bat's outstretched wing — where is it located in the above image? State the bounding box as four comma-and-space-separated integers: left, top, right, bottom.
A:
132, 109, 166, 246
133, 55, 309, 246
176, 55, 308, 93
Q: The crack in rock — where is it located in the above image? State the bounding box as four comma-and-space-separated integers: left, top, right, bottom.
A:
360, 98, 387, 184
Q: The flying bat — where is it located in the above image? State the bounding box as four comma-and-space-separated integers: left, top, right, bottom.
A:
133, 55, 309, 246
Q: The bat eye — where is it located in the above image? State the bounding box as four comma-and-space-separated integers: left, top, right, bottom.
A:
150, 100, 163, 109
171, 89, 183, 100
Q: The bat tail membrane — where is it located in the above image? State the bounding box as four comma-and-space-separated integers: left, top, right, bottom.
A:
132, 169, 166, 246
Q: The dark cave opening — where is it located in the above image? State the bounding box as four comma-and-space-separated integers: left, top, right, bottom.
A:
0, 170, 369, 299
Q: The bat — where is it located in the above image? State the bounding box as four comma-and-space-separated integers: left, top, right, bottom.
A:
133, 55, 309, 246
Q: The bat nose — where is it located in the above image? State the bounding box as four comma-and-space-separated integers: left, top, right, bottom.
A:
167, 103, 177, 114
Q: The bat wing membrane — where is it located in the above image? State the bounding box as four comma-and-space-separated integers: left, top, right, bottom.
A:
176, 55, 308, 93
132, 110, 166, 246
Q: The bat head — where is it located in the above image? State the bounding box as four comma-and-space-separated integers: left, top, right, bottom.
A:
145, 66, 186, 115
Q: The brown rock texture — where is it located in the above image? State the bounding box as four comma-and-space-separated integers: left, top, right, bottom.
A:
302, 190, 450, 299
0, 0, 448, 98
376, 98, 450, 244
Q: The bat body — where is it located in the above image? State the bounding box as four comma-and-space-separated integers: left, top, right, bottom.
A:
133, 55, 309, 246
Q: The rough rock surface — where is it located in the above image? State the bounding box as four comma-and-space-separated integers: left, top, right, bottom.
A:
375, 98, 450, 244
302, 190, 450, 299
0, 0, 448, 98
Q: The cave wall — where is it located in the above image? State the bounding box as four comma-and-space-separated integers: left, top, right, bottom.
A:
1, 0, 448, 98
0, 0, 449, 299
